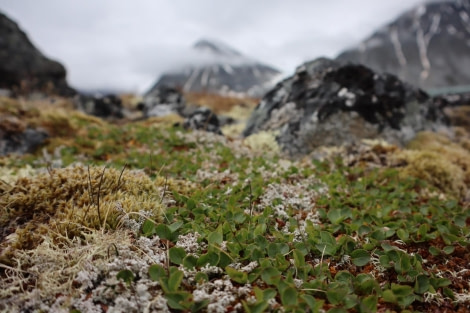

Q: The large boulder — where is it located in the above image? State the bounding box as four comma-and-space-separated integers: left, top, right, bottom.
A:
243, 58, 448, 157
182, 107, 223, 135
139, 86, 186, 118
74, 94, 124, 119
336, 0, 470, 91
0, 115, 48, 156
0, 11, 75, 96
145, 39, 282, 97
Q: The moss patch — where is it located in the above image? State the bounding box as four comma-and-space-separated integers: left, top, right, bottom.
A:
0, 165, 165, 264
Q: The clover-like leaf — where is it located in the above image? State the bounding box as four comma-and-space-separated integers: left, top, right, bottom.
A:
350, 249, 370, 266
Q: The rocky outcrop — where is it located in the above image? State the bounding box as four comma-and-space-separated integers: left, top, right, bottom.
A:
243, 58, 448, 157
74, 94, 124, 119
0, 116, 48, 156
0, 11, 75, 96
139, 86, 186, 118
182, 107, 223, 135
336, 0, 470, 90
145, 39, 281, 97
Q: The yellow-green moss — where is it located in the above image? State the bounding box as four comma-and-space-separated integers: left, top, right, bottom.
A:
390, 131, 470, 198
0, 165, 165, 264
393, 150, 466, 198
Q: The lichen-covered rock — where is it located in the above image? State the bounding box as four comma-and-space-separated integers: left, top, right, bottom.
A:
74, 94, 124, 119
0, 115, 48, 156
140, 86, 185, 118
243, 57, 448, 157
183, 107, 222, 135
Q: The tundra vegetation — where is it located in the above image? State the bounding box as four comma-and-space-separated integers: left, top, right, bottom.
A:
0, 94, 469, 313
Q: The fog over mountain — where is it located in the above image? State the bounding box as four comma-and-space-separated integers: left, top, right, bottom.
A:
0, 0, 428, 93
145, 39, 282, 97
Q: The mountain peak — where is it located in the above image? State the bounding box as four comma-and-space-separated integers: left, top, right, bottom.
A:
193, 39, 242, 58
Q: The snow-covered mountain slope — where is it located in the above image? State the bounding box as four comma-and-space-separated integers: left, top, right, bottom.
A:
145, 39, 282, 98
336, 0, 470, 91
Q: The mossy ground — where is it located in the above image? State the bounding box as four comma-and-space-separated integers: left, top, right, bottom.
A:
0, 95, 469, 312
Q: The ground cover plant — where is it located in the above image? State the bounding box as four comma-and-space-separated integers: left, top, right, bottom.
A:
0, 96, 469, 312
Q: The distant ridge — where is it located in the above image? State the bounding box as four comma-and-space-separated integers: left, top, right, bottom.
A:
336, 0, 470, 90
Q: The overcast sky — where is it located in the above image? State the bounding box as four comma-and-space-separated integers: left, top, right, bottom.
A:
0, 0, 428, 93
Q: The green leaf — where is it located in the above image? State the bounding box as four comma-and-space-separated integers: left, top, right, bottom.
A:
186, 198, 196, 210
169, 247, 186, 265
168, 267, 184, 292
430, 277, 451, 288
326, 308, 348, 313
195, 272, 208, 283
197, 251, 219, 267
155, 224, 173, 241
354, 274, 378, 294
300, 294, 319, 311
391, 283, 413, 297
414, 274, 430, 294
327, 208, 346, 224
397, 228, 409, 241
148, 264, 166, 282
316, 231, 337, 255
168, 221, 183, 233
141, 219, 156, 236
191, 300, 209, 312
443, 287, 455, 299
281, 286, 298, 306
233, 211, 246, 224
267, 242, 280, 258
261, 266, 281, 285
183, 255, 198, 269
429, 246, 440, 256
334, 270, 354, 283
226, 267, 248, 284
379, 255, 392, 268
382, 289, 396, 304
350, 249, 370, 266
207, 231, 223, 245
242, 301, 269, 313
293, 249, 306, 268
326, 288, 349, 305
165, 291, 191, 310
116, 269, 134, 285
218, 251, 232, 268
395, 253, 411, 274
443, 246, 455, 255
360, 295, 378, 313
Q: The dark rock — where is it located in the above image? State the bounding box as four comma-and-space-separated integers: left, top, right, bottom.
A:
74, 94, 124, 119
141, 86, 186, 118
0, 116, 48, 155
183, 107, 222, 135
243, 58, 448, 157
336, 0, 470, 90
0, 11, 75, 96
145, 39, 281, 97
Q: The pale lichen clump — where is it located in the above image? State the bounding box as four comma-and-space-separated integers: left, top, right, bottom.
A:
0, 165, 166, 264
243, 130, 280, 155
